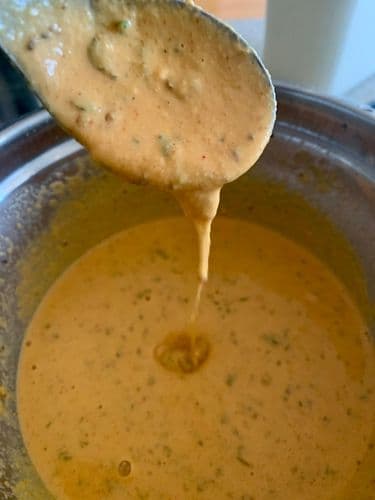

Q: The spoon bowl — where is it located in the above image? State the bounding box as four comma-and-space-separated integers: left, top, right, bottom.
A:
0, 0, 276, 190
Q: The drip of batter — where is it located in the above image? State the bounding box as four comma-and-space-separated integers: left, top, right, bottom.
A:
176, 188, 221, 325
176, 188, 221, 283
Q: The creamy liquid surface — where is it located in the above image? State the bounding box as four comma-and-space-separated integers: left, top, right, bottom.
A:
18, 218, 375, 500
0, 0, 275, 281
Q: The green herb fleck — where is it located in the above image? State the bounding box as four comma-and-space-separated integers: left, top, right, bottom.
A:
118, 19, 132, 33
226, 373, 237, 387
215, 467, 223, 477
220, 414, 229, 425
157, 135, 175, 157
359, 389, 372, 400
260, 373, 272, 386
162, 445, 172, 458
237, 455, 251, 467
136, 289, 152, 301
261, 333, 280, 346
196, 479, 213, 492
154, 248, 169, 260
70, 98, 98, 112
283, 385, 292, 402
324, 465, 337, 476
236, 446, 252, 468
58, 450, 72, 461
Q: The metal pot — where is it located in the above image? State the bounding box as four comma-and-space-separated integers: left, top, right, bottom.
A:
0, 86, 374, 497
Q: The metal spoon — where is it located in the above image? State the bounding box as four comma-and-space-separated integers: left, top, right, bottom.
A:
0, 0, 276, 288
0, 0, 275, 167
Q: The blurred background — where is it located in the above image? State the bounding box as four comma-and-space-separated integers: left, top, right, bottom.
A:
0, 0, 374, 129
199, 0, 265, 18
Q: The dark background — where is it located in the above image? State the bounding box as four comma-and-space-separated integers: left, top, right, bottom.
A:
0, 50, 41, 130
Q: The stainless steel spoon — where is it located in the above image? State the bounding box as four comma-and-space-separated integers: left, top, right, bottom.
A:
0, 0, 276, 287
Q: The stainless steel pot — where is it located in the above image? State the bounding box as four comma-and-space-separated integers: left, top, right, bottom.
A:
0, 85, 374, 497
